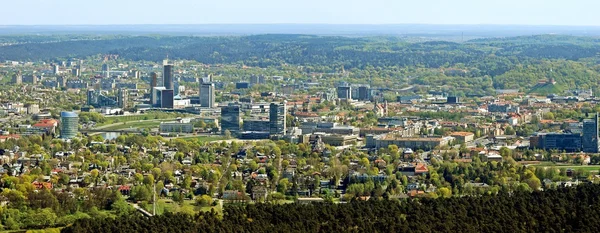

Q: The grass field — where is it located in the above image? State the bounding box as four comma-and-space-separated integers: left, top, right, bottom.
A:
532, 163, 600, 172
103, 120, 164, 130
150, 199, 223, 216
97, 112, 187, 126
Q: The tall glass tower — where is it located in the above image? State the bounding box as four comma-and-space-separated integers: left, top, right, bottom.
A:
60, 111, 79, 139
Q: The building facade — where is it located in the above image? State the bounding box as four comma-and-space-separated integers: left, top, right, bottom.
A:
221, 104, 241, 136
60, 112, 79, 139
163, 64, 174, 90
583, 114, 599, 153
337, 86, 351, 100
200, 83, 215, 108
269, 102, 287, 136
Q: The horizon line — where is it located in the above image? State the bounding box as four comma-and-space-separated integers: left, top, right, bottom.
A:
2, 23, 600, 27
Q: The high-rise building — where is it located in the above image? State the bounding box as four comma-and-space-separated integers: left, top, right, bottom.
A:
337, 86, 351, 99
269, 101, 287, 136
60, 111, 79, 139
12, 72, 22, 85
53, 64, 60, 75
163, 64, 174, 90
117, 88, 128, 108
358, 86, 370, 101
174, 81, 180, 96
583, 114, 599, 153
71, 68, 80, 77
57, 76, 66, 88
101, 63, 110, 78
152, 87, 166, 107
150, 72, 158, 104
200, 82, 215, 108
150, 72, 158, 88
87, 89, 97, 106
221, 104, 241, 136
161, 89, 174, 109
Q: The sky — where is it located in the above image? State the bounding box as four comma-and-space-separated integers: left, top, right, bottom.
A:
1, 0, 600, 25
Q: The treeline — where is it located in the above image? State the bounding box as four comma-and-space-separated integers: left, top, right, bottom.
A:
63, 184, 600, 233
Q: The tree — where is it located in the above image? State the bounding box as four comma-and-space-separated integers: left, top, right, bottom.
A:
278, 178, 290, 193
504, 126, 516, 135
224, 129, 232, 139
543, 112, 555, 120
111, 196, 134, 217
437, 187, 452, 198
195, 195, 212, 207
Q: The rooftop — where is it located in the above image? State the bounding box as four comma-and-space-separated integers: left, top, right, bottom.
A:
60, 111, 78, 118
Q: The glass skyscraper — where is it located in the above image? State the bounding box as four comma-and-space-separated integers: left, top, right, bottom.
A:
583, 114, 599, 153
269, 102, 287, 136
60, 111, 79, 139
221, 104, 241, 136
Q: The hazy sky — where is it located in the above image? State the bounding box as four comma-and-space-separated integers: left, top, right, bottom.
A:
2, 0, 599, 25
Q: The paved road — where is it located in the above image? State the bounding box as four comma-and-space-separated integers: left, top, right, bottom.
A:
131, 203, 154, 217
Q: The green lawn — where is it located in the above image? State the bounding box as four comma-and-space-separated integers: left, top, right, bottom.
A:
97, 112, 186, 126
158, 199, 222, 216
103, 121, 163, 130
533, 164, 600, 172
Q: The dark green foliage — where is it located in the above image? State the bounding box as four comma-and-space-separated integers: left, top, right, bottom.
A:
63, 184, 600, 233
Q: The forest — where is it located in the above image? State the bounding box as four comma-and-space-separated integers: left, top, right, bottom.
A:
3, 34, 600, 94
62, 184, 600, 233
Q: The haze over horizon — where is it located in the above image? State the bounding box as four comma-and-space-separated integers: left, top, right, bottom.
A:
1, 0, 599, 26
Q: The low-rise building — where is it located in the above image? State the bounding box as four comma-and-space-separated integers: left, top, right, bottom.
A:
159, 118, 194, 133
450, 132, 475, 143
366, 133, 454, 150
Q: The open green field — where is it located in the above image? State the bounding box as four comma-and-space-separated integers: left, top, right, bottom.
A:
532, 163, 600, 172
103, 120, 165, 130
97, 112, 187, 126
145, 199, 223, 216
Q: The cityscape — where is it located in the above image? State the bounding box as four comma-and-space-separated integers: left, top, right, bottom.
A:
2, 1, 600, 232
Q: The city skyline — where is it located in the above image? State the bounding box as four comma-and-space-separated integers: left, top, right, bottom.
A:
1, 0, 600, 26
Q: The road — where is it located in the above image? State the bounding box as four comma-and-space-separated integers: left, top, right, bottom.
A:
131, 203, 154, 217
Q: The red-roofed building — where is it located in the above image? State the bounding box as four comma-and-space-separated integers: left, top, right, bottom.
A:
32, 181, 53, 190
415, 164, 429, 175
118, 185, 131, 195
0, 135, 20, 143
29, 119, 59, 135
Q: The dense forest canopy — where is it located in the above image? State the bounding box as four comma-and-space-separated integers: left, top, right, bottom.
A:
62, 184, 600, 233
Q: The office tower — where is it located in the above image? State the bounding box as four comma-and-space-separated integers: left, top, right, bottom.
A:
60, 111, 79, 139
57, 76, 66, 88
71, 68, 80, 77
221, 104, 241, 136
163, 64, 174, 90
12, 72, 22, 85
152, 87, 165, 107
101, 63, 110, 78
358, 86, 370, 101
200, 82, 215, 108
150, 72, 158, 88
174, 81, 180, 96
132, 70, 140, 79
150, 72, 158, 104
87, 89, 97, 106
583, 114, 599, 153
269, 101, 287, 135
337, 86, 351, 99
117, 88, 128, 108
161, 89, 174, 109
